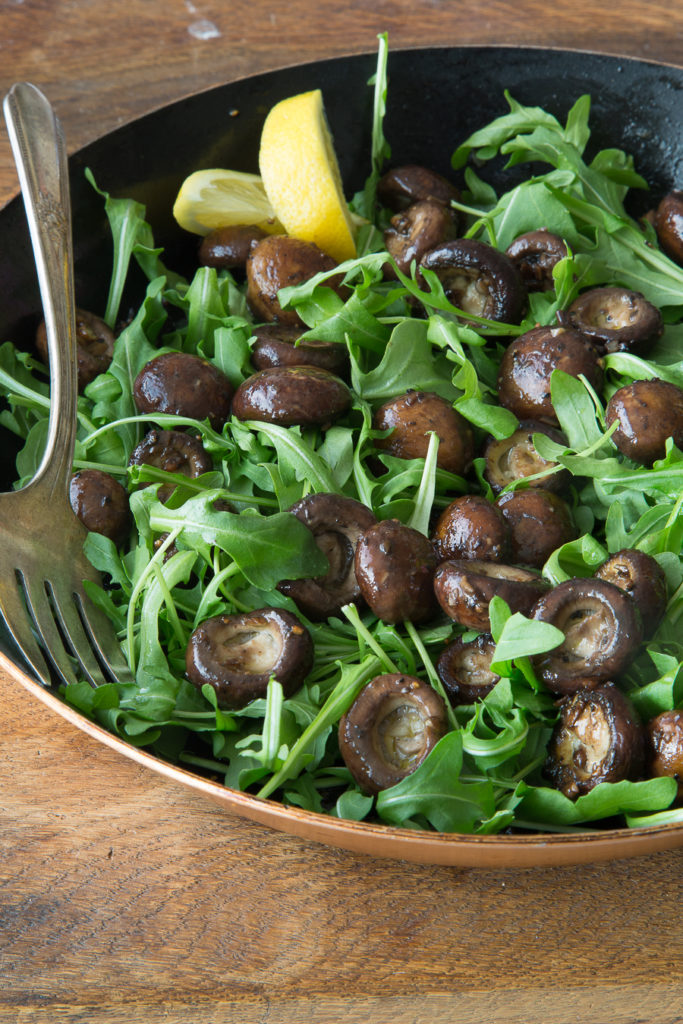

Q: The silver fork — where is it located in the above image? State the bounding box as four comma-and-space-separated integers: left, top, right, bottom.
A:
1, 82, 133, 689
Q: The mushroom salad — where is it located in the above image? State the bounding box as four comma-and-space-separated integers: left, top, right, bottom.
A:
4, 41, 683, 836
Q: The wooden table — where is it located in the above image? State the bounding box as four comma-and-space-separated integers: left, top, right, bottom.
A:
1, 3, 683, 1021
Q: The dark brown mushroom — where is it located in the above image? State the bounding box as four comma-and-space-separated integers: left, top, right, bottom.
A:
251, 323, 349, 378
377, 165, 460, 212
433, 559, 549, 632
432, 495, 510, 564
595, 548, 668, 638
505, 230, 568, 292
246, 235, 344, 325
646, 709, 683, 799
436, 633, 501, 705
373, 390, 474, 477
605, 378, 683, 465
338, 673, 448, 794
419, 238, 527, 324
544, 682, 644, 798
384, 199, 459, 277
531, 578, 643, 694
355, 519, 438, 624
484, 420, 569, 494
231, 365, 351, 427
497, 324, 604, 425
128, 428, 212, 502
277, 493, 377, 621
69, 469, 130, 546
133, 351, 234, 430
567, 286, 663, 355
185, 607, 313, 709
36, 307, 115, 392
653, 190, 683, 265
495, 489, 576, 568
198, 224, 267, 269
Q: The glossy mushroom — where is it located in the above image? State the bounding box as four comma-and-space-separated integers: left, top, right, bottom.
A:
567, 286, 663, 354
384, 199, 459, 277
128, 428, 212, 502
432, 494, 510, 564
69, 469, 130, 546
36, 307, 115, 391
505, 230, 568, 292
419, 238, 527, 324
484, 420, 569, 494
436, 633, 501, 705
646, 710, 683, 799
377, 165, 460, 212
231, 365, 351, 427
595, 548, 668, 638
250, 323, 349, 378
355, 519, 438, 624
605, 378, 683, 464
198, 224, 267, 269
653, 190, 683, 265
133, 351, 234, 429
433, 559, 549, 632
495, 489, 576, 568
373, 390, 474, 476
246, 235, 344, 325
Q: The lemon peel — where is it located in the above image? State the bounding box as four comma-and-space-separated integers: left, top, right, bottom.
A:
172, 168, 283, 236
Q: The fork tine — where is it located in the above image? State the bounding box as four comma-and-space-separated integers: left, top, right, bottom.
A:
74, 588, 134, 684
0, 574, 53, 688
19, 571, 79, 688
47, 579, 111, 688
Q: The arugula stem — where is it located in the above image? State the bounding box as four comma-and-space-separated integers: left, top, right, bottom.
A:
403, 620, 459, 732
340, 603, 398, 673
126, 528, 182, 672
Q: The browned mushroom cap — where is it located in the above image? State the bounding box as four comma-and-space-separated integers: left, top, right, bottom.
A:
338, 673, 448, 794
567, 286, 663, 355
373, 390, 474, 477
433, 559, 549, 632
377, 165, 460, 212
246, 235, 344, 325
497, 325, 604, 425
419, 239, 527, 324
484, 420, 569, 494
432, 495, 510, 564
653, 190, 683, 265
69, 469, 130, 546
495, 489, 576, 568
277, 493, 377, 621
185, 607, 313, 710
436, 633, 500, 705
646, 709, 683, 799
355, 519, 438, 624
605, 378, 683, 465
198, 224, 267, 269
133, 352, 234, 430
531, 578, 643, 694
544, 682, 644, 798
250, 323, 349, 378
384, 199, 459, 277
128, 428, 212, 502
231, 365, 351, 427
505, 230, 568, 292
595, 548, 668, 638
36, 307, 115, 392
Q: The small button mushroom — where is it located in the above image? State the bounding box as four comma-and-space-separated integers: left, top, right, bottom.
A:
128, 428, 212, 502
567, 286, 663, 355
497, 324, 604, 425
484, 420, 569, 494
495, 489, 576, 568
419, 238, 527, 324
277, 493, 377, 621
436, 633, 501, 705
185, 607, 313, 710
251, 323, 349, 378
231, 365, 351, 427
531, 578, 643, 694
246, 235, 344, 325
654, 190, 683, 265
36, 307, 115, 392
595, 548, 668, 638
373, 390, 474, 477
545, 682, 644, 798
433, 559, 549, 632
377, 164, 460, 212
355, 519, 438, 624
384, 199, 459, 277
338, 673, 448, 794
505, 230, 568, 292
646, 710, 683, 799
605, 378, 683, 465
431, 494, 510, 564
133, 351, 234, 430
69, 469, 130, 546
198, 224, 267, 269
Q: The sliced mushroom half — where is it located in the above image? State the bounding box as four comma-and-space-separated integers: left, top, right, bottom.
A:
595, 548, 668, 638
433, 559, 549, 632
436, 634, 500, 705
568, 286, 663, 354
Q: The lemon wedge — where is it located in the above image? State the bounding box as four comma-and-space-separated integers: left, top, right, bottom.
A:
258, 89, 357, 262
172, 168, 283, 236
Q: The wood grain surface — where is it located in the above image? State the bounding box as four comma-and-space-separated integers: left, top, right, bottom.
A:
1, 2, 683, 1022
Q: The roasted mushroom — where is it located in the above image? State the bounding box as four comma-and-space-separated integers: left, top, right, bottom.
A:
595, 548, 668, 637
338, 673, 448, 794
69, 469, 130, 546
605, 378, 683, 464
377, 164, 460, 212
419, 238, 527, 324
36, 307, 115, 391
532, 578, 643, 694
199, 224, 267, 269
246, 235, 344, 325
495, 489, 576, 568
484, 420, 569, 494
231, 365, 351, 427
185, 607, 313, 709
250, 323, 349, 378
497, 324, 604, 425
384, 199, 459, 277
355, 519, 438, 624
505, 230, 568, 292
646, 710, 683, 798
545, 683, 644, 798
432, 494, 510, 564
567, 286, 663, 354
433, 559, 549, 632
128, 428, 212, 501
653, 190, 683, 265
277, 493, 377, 620
133, 351, 234, 429
373, 390, 474, 477
436, 633, 501, 705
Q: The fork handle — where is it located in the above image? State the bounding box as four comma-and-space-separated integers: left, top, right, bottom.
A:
3, 83, 78, 500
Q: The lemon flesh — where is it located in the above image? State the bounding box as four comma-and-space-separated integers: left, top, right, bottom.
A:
172, 168, 283, 236
259, 89, 357, 262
